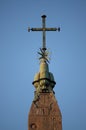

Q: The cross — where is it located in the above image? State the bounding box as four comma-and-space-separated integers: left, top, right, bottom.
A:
28, 15, 60, 51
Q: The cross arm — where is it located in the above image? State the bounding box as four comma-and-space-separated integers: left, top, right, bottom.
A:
28, 27, 60, 32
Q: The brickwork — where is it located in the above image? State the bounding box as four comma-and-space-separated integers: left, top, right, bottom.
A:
28, 92, 62, 130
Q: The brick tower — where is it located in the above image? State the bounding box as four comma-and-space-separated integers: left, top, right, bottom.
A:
28, 15, 62, 130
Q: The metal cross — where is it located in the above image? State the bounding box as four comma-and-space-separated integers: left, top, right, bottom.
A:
28, 15, 60, 51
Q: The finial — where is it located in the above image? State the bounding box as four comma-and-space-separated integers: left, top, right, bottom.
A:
41, 15, 46, 18
28, 15, 60, 63
28, 15, 60, 101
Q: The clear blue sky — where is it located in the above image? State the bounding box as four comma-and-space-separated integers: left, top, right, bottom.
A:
0, 0, 86, 130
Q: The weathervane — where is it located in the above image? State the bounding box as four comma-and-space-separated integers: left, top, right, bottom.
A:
28, 15, 60, 62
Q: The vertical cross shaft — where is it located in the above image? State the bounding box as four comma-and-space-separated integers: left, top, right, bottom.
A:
42, 15, 46, 50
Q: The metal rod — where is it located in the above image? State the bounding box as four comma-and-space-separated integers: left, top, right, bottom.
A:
42, 15, 46, 50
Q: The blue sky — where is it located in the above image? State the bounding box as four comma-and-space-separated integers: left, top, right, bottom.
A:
0, 0, 86, 130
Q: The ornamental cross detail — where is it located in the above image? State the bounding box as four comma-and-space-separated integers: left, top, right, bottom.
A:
28, 15, 60, 62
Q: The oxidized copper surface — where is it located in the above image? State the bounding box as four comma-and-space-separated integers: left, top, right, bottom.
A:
28, 92, 62, 130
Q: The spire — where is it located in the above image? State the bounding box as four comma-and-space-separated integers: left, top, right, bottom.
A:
28, 15, 60, 101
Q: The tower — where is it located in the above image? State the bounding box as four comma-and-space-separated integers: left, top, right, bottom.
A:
28, 15, 62, 130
